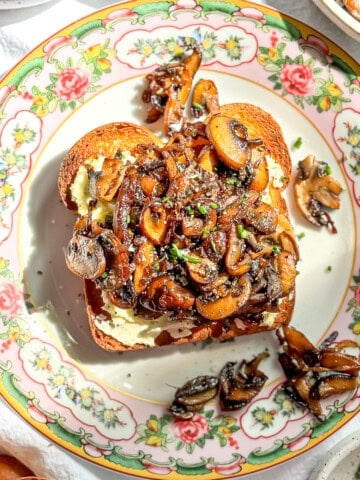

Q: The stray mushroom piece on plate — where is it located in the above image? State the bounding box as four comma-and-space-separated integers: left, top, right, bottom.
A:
277, 326, 360, 421
169, 375, 219, 419
219, 351, 269, 411
294, 155, 343, 233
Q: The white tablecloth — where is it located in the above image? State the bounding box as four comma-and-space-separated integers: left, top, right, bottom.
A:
0, 1, 359, 479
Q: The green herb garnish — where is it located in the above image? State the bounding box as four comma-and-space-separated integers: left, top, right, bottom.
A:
324, 164, 332, 175
226, 177, 242, 186
237, 224, 248, 239
294, 137, 302, 149
197, 204, 208, 215
192, 102, 203, 111
185, 205, 195, 216
169, 243, 201, 264
355, 462, 360, 479
272, 245, 281, 255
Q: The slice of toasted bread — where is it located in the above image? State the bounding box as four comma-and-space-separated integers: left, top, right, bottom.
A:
59, 104, 297, 353
58, 122, 163, 212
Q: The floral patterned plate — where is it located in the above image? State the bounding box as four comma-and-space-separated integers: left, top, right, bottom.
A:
0, 1, 359, 478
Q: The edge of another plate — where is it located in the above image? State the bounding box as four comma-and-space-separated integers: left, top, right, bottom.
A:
309, 431, 360, 480
312, 0, 360, 41
0, 0, 52, 10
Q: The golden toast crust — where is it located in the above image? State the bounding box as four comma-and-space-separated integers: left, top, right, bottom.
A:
58, 122, 163, 211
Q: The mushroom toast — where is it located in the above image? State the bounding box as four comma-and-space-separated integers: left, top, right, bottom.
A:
58, 60, 298, 352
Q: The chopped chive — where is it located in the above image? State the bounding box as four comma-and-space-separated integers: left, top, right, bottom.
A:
202, 229, 210, 237
237, 224, 248, 239
294, 137, 302, 149
272, 245, 281, 255
192, 102, 203, 111
210, 239, 217, 253
126, 213, 131, 224
297, 232, 306, 240
185, 205, 195, 215
197, 204, 208, 215
187, 256, 202, 264
225, 177, 241, 186
169, 243, 201, 264
209, 202, 219, 209
326, 265, 332, 272
324, 164, 332, 175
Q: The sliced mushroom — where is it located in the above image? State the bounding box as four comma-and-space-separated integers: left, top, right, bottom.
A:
195, 274, 251, 320
288, 374, 323, 419
108, 280, 136, 309
113, 170, 143, 246
197, 145, 219, 173
140, 175, 158, 197
280, 326, 319, 366
142, 47, 202, 135
169, 375, 219, 419
145, 275, 195, 311
319, 350, 360, 376
219, 352, 269, 411
65, 232, 106, 280
181, 215, 205, 237
186, 255, 218, 285
202, 230, 228, 263
206, 114, 251, 171
274, 250, 297, 295
133, 241, 158, 294
248, 151, 269, 192
181, 202, 217, 238
277, 326, 360, 420
294, 154, 343, 232
225, 225, 251, 276
191, 78, 219, 117
243, 201, 278, 235
310, 373, 358, 400
96, 158, 127, 202
140, 202, 168, 245
218, 190, 260, 229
